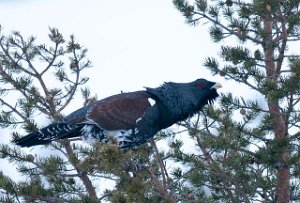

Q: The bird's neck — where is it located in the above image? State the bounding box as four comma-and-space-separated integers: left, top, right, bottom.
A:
146, 85, 197, 122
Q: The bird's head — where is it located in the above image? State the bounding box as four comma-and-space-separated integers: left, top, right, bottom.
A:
181, 78, 222, 110
145, 78, 221, 115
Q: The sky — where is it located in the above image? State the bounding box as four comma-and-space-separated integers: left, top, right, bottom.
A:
0, 0, 233, 97
0, 0, 260, 200
1, 0, 215, 91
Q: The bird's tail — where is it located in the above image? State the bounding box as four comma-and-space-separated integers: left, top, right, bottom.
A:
15, 122, 82, 147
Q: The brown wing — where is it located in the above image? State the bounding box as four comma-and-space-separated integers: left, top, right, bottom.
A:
86, 91, 153, 130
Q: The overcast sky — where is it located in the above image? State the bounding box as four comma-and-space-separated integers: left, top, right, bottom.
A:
0, 0, 224, 95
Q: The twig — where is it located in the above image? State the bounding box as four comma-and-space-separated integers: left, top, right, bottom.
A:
146, 168, 176, 203
0, 98, 27, 121
62, 140, 98, 200
150, 138, 169, 190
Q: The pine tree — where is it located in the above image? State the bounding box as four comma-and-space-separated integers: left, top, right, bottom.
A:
0, 27, 100, 202
2, 0, 300, 202
171, 0, 300, 202
0, 28, 179, 203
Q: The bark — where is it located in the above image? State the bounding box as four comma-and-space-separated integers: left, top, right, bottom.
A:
263, 15, 290, 203
63, 141, 98, 200
147, 169, 176, 203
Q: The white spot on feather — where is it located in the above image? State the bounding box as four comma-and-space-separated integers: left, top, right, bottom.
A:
134, 128, 139, 134
46, 128, 54, 134
136, 117, 142, 123
81, 125, 96, 144
106, 129, 133, 148
148, 98, 156, 106
108, 129, 132, 140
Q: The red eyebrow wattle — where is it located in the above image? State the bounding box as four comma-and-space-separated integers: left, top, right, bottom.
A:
198, 82, 206, 88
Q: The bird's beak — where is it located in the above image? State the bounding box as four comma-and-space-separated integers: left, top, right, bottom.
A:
211, 82, 222, 89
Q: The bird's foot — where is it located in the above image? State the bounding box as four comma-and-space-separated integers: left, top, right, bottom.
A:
116, 132, 134, 150
118, 140, 133, 151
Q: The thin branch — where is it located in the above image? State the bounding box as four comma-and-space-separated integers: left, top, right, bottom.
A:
150, 138, 168, 190
0, 98, 27, 121
275, 10, 288, 75
146, 168, 176, 203
57, 48, 80, 113
40, 43, 60, 76
62, 140, 98, 200
193, 11, 263, 44
0, 42, 36, 77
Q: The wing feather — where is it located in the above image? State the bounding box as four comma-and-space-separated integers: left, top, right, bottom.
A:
86, 91, 152, 130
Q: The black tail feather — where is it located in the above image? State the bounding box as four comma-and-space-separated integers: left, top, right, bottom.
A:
15, 122, 82, 147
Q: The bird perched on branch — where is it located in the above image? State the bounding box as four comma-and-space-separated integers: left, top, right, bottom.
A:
15, 79, 221, 150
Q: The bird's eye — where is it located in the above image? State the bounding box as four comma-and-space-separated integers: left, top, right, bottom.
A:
197, 82, 206, 88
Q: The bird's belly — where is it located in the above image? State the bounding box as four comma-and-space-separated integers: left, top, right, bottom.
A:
106, 129, 134, 143
80, 125, 135, 149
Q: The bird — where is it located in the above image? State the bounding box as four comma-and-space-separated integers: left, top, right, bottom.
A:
15, 78, 221, 150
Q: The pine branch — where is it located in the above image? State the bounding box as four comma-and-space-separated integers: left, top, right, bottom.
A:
0, 28, 98, 201
62, 140, 98, 200
0, 98, 26, 122
146, 168, 176, 202
275, 10, 288, 75
192, 11, 263, 44
150, 138, 169, 191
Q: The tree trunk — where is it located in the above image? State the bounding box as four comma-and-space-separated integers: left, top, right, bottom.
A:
263, 16, 290, 203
